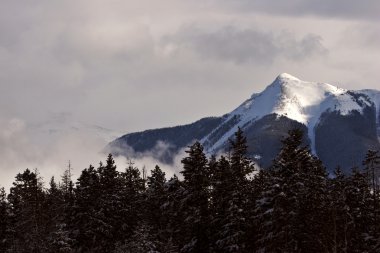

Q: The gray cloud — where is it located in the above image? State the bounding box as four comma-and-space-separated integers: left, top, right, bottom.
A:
163, 26, 327, 65
343, 24, 380, 50
220, 0, 380, 20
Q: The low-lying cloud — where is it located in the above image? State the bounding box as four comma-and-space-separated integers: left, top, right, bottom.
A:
0, 116, 185, 191
114, 142, 187, 181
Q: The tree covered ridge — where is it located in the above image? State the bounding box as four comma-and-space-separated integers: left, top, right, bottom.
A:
1, 128, 380, 252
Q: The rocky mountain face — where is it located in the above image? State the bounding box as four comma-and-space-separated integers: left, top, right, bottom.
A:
108, 73, 380, 173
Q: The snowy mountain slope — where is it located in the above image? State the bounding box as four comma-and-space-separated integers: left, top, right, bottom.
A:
202, 73, 375, 154
109, 73, 380, 173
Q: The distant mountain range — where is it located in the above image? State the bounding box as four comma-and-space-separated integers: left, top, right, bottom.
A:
107, 73, 380, 174
29, 118, 122, 145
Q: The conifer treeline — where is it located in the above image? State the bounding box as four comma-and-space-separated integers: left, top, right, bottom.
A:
1, 128, 380, 252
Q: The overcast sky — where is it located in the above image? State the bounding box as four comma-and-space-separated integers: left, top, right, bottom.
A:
1, 0, 380, 188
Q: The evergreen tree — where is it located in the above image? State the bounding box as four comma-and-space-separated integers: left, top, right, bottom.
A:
7, 169, 48, 252
117, 159, 146, 246
252, 168, 278, 252
145, 165, 167, 250
61, 161, 74, 200
73, 155, 130, 252
180, 141, 211, 252
296, 150, 330, 252
161, 175, 184, 252
229, 127, 254, 179
328, 167, 351, 252
95, 154, 125, 251
61, 162, 75, 223
344, 168, 376, 252
211, 155, 234, 252
213, 128, 254, 252
113, 223, 160, 253
0, 187, 9, 252
49, 223, 74, 253
270, 129, 307, 252
363, 149, 380, 235
72, 164, 100, 252
255, 129, 329, 252
147, 165, 166, 189
45, 176, 71, 247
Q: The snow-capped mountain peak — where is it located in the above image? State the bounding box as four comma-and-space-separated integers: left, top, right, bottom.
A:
276, 72, 301, 82
203, 73, 375, 154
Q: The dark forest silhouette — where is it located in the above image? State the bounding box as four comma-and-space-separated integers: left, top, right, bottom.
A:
1, 128, 380, 252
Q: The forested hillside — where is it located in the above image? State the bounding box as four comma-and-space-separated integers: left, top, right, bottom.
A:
1, 129, 380, 252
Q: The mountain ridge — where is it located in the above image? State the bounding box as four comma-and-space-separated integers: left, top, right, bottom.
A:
108, 73, 380, 173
